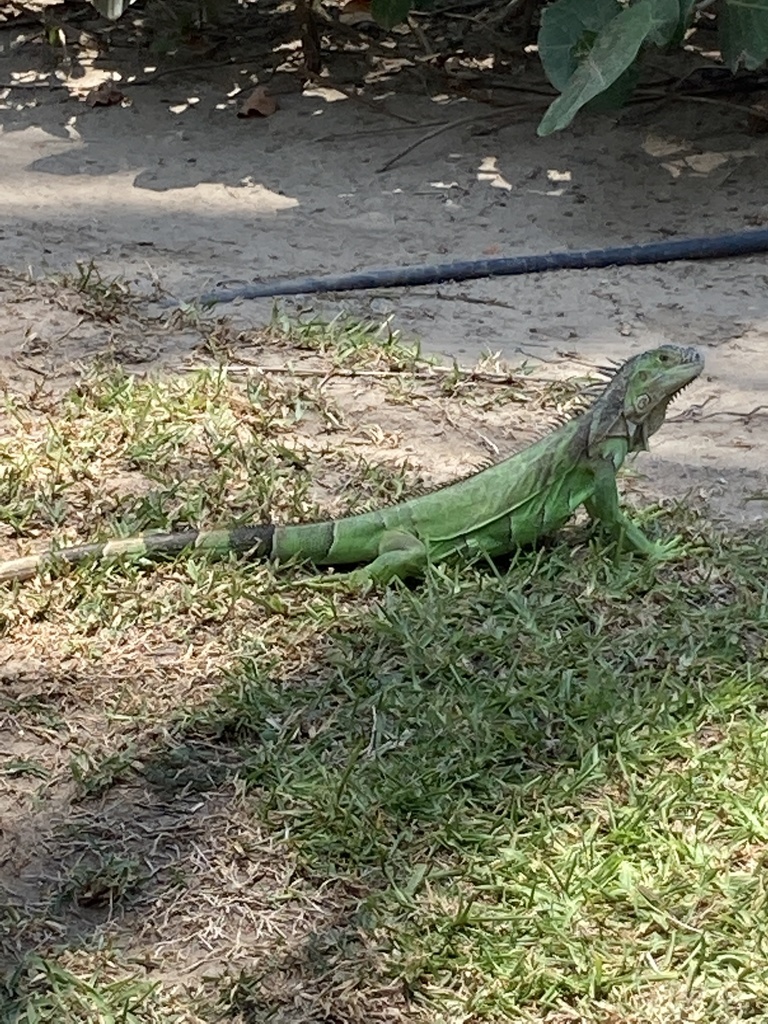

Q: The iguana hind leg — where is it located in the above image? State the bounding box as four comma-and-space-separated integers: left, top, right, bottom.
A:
586, 462, 679, 559
320, 528, 428, 589
349, 528, 429, 586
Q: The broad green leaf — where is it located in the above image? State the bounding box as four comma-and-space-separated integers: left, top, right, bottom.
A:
371, 0, 412, 28
646, 0, 683, 47
537, 1, 655, 136
719, 0, 768, 70
586, 64, 641, 111
539, 0, 622, 91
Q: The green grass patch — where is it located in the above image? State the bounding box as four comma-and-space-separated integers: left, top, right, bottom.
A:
267, 309, 425, 370
1, 956, 167, 1023
0, 364, 330, 539
188, 527, 768, 1019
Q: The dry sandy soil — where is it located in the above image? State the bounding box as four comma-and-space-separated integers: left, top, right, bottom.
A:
0, 3, 767, 525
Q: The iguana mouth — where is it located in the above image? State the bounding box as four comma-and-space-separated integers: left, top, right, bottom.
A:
670, 379, 696, 399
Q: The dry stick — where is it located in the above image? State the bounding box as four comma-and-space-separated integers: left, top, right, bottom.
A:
12, 315, 88, 375
407, 13, 435, 58
632, 89, 768, 122
425, 291, 524, 310
377, 105, 530, 173
314, 121, 450, 142
668, 404, 768, 423
483, 0, 537, 30
12, 359, 47, 376
454, 81, 559, 98
187, 362, 529, 384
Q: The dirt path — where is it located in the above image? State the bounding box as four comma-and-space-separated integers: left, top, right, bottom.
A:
0, 21, 766, 523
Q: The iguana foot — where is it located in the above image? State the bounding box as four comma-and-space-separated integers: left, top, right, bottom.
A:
640, 536, 686, 561
610, 523, 689, 562
298, 567, 379, 594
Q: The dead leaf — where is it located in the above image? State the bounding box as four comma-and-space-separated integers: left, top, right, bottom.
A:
340, 0, 375, 26
85, 82, 124, 108
238, 87, 278, 119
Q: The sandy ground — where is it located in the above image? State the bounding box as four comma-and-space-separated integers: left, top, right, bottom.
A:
0, 8, 766, 523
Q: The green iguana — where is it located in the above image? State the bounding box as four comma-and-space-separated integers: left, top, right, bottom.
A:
0, 345, 702, 587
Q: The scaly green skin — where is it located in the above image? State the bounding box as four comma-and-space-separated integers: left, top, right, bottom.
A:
0, 345, 703, 586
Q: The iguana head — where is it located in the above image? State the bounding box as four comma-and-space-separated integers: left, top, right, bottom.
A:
590, 344, 703, 453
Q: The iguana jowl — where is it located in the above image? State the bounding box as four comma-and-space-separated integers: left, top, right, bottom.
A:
0, 345, 703, 586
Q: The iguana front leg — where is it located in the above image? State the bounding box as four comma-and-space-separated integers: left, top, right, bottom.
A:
585, 460, 679, 559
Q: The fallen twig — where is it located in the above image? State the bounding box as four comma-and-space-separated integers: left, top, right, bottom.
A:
668, 403, 768, 423
185, 361, 530, 385
377, 106, 522, 173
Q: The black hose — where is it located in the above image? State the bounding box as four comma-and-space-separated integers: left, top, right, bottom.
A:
172, 228, 768, 306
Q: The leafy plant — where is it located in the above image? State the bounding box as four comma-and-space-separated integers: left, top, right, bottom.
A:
77, 0, 768, 134
366, 0, 768, 135
535, 0, 768, 135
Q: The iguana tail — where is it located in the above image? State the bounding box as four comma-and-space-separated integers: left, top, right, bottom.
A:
0, 525, 277, 583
